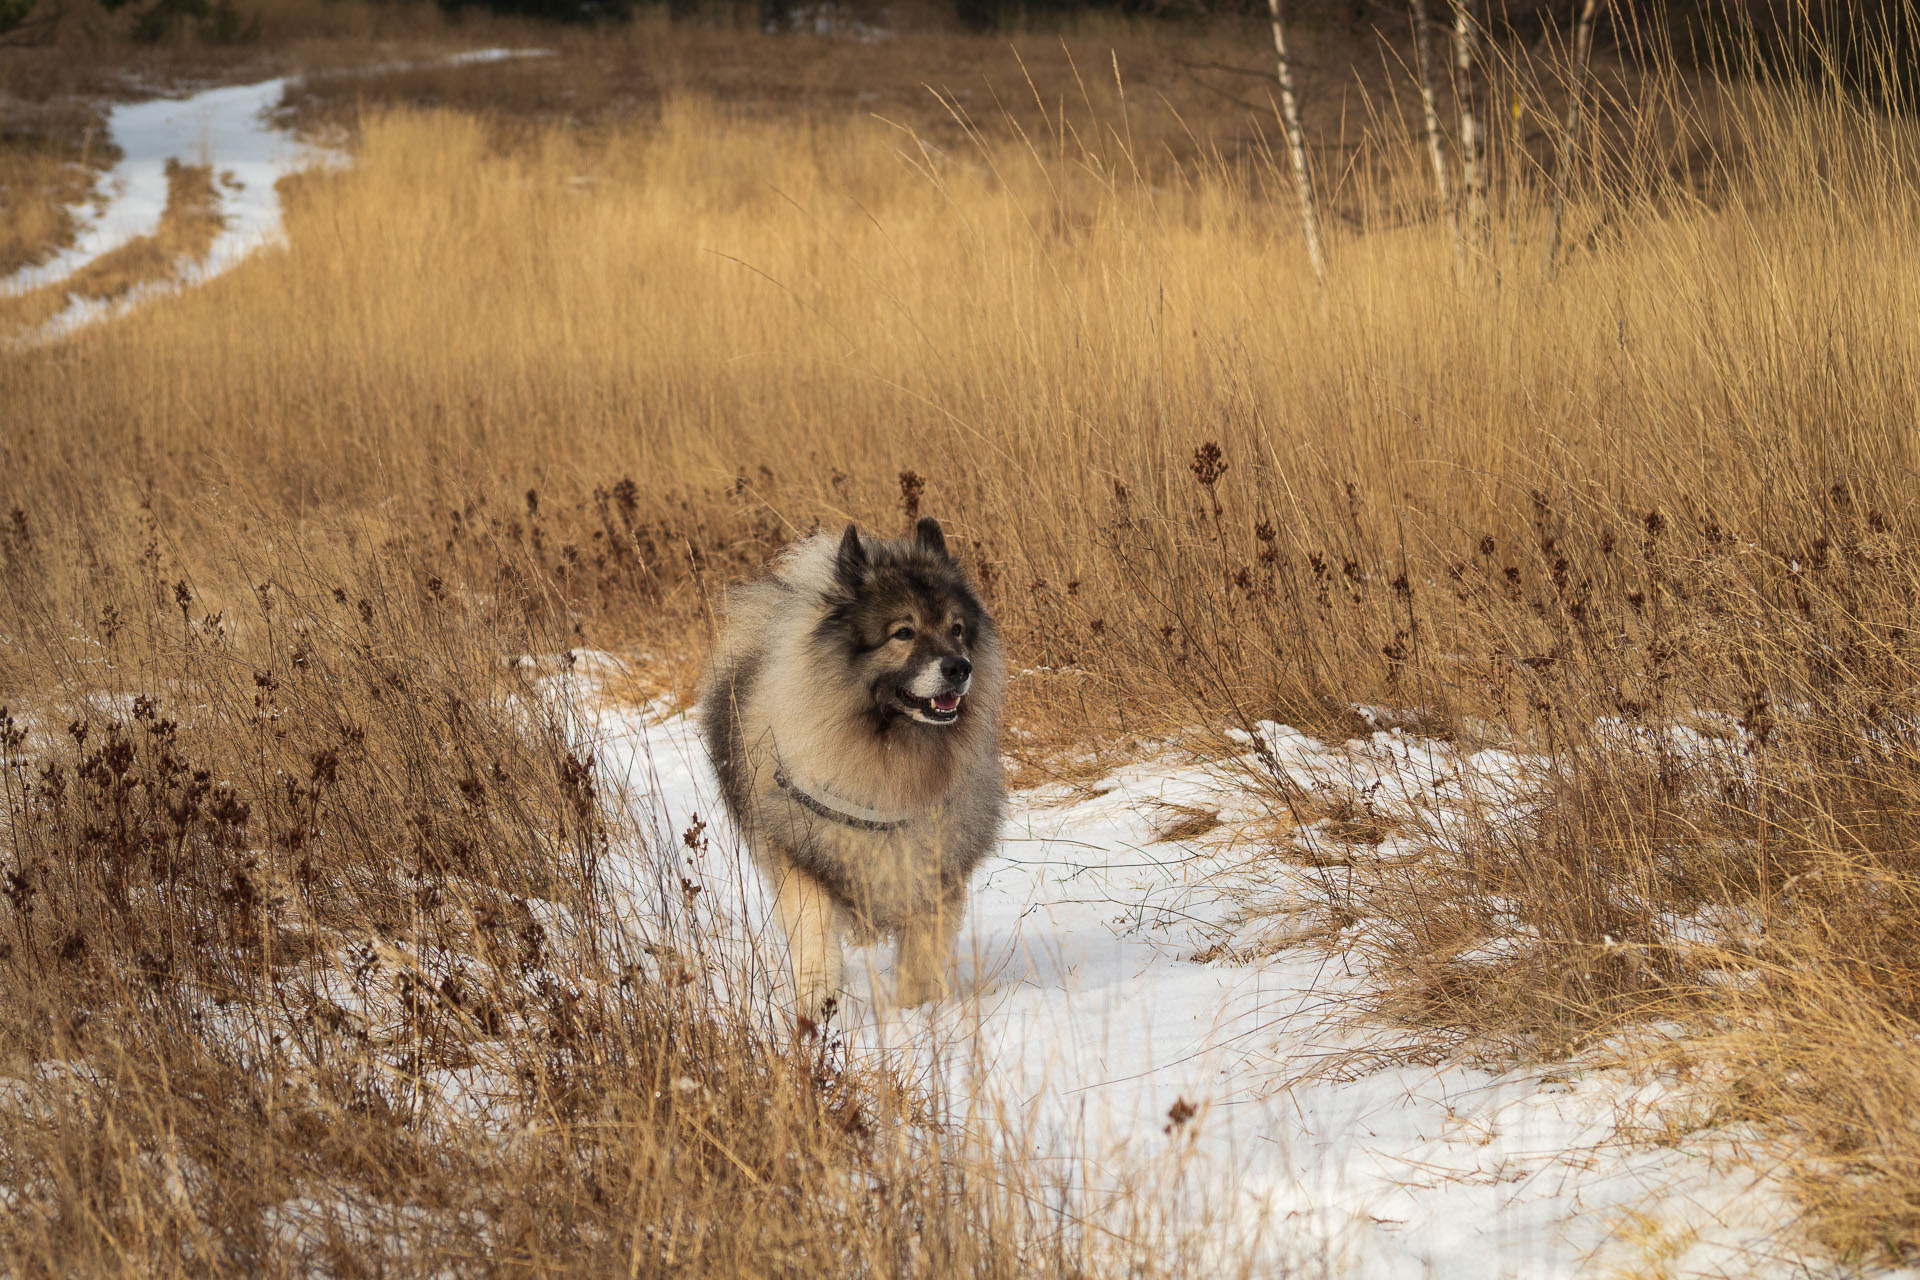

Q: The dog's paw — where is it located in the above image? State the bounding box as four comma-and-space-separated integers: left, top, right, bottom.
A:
893, 972, 948, 1008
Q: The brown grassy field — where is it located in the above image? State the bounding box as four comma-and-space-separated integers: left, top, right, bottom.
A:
5, 4, 1920, 1272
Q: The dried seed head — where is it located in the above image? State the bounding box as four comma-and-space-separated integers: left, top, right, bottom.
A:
899, 470, 926, 520
1189, 442, 1228, 491
611, 477, 640, 522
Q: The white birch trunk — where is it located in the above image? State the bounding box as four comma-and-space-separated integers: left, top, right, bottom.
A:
1450, 0, 1488, 248
1266, 0, 1328, 284
1410, 0, 1465, 280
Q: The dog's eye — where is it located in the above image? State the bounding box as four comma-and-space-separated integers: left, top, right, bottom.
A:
891, 626, 915, 642
949, 623, 965, 639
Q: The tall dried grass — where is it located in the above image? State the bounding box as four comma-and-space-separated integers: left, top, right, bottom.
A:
0, 112, 109, 278
5, 19, 1920, 1268
0, 513, 1141, 1274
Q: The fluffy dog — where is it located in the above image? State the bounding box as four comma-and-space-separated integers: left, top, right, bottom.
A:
699, 517, 1005, 1021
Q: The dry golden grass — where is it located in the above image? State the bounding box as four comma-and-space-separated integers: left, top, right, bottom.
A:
0, 576, 1128, 1275
6, 10, 1920, 1271
0, 99, 115, 277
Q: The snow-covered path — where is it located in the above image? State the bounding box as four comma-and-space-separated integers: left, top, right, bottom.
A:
583, 678, 1836, 1279
3, 49, 548, 344
5, 80, 312, 295
1, 79, 341, 342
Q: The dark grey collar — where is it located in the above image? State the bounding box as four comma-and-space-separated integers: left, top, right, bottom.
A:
772, 766, 913, 832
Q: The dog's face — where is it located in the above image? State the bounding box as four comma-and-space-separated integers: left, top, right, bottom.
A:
820, 518, 991, 729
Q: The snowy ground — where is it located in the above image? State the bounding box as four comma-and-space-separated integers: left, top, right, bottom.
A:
580, 665, 1857, 1279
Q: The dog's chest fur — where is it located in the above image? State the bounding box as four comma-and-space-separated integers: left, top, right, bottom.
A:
697, 524, 1007, 939
705, 660, 1002, 933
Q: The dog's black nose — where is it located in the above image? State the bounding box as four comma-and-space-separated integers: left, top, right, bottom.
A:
941, 656, 972, 684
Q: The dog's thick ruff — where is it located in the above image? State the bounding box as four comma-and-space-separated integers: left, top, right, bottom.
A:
699, 517, 1006, 1020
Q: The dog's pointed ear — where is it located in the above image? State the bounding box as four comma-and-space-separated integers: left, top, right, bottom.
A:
914, 516, 950, 561
834, 523, 868, 589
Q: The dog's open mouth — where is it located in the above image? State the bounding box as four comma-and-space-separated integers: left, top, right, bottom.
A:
902, 691, 964, 723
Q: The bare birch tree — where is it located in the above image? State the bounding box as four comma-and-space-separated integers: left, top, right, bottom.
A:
1450, 0, 1489, 249
1543, 0, 1609, 277
1409, 0, 1465, 280
1266, 0, 1327, 284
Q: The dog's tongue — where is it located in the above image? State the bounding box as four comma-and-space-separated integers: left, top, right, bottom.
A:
932, 693, 962, 713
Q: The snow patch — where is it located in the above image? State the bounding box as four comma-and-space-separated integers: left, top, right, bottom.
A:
5, 48, 555, 345
4, 79, 345, 344
584, 695, 1839, 1277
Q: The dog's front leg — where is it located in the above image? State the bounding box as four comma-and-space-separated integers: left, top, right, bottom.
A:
893, 891, 963, 1008
772, 865, 844, 1024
